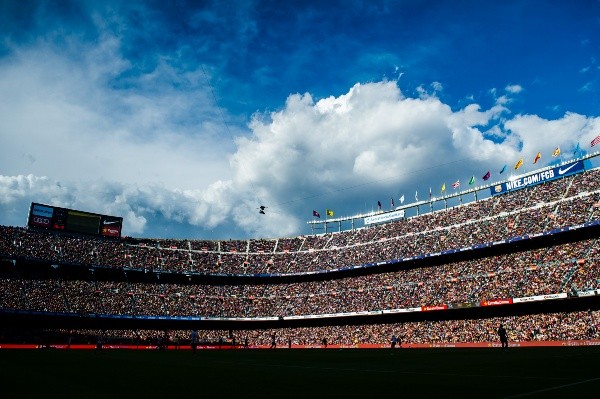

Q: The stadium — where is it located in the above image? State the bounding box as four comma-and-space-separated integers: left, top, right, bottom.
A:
2, 153, 600, 396
4, 1, 600, 397
2, 154, 600, 345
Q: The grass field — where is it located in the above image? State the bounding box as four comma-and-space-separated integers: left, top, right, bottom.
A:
2, 347, 600, 398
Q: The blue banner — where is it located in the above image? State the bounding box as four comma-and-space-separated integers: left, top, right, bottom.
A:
490, 160, 584, 196
32, 204, 54, 218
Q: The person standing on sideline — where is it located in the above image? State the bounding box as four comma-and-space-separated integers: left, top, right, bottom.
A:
391, 334, 397, 349
498, 324, 509, 348
270, 333, 276, 349
95, 333, 103, 353
190, 330, 198, 354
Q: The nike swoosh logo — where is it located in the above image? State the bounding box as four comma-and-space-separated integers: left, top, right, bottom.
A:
558, 163, 578, 175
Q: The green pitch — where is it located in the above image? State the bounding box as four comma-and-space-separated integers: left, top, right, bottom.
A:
2, 347, 600, 398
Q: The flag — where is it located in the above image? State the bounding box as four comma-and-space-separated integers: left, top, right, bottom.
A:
400, 194, 405, 204
533, 152, 541, 164
482, 171, 491, 181
326, 209, 334, 217
441, 183, 446, 193
312, 210, 320, 218
452, 180, 460, 189
573, 142, 580, 155
591, 135, 600, 147
390, 198, 395, 208
377, 200, 382, 210
415, 191, 418, 201
514, 158, 523, 170
552, 147, 560, 157
500, 164, 507, 174
468, 175, 475, 185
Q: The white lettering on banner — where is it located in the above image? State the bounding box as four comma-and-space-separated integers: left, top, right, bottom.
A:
506, 170, 555, 191
493, 161, 583, 196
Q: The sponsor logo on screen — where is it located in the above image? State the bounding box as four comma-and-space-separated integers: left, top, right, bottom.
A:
102, 220, 120, 225
102, 226, 121, 237
32, 204, 54, 218
31, 216, 51, 227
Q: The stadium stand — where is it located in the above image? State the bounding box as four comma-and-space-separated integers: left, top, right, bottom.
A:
1, 165, 600, 347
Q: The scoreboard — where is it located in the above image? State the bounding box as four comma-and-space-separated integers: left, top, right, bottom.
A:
28, 202, 123, 237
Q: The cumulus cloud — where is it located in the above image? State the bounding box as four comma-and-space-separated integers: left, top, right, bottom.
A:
216, 82, 598, 238
0, 33, 235, 191
2, 2, 599, 240
2, 67, 599, 238
504, 112, 600, 157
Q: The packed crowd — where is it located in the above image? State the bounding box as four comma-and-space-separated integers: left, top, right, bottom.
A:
1, 169, 599, 346
1, 238, 598, 318
2, 310, 597, 346
1, 168, 600, 276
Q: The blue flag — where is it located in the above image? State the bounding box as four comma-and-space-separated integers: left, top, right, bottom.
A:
499, 164, 507, 174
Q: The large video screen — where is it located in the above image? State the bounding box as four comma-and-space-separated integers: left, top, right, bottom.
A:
28, 203, 123, 237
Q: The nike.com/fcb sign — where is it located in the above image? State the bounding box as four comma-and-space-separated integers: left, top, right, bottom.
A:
490, 160, 584, 196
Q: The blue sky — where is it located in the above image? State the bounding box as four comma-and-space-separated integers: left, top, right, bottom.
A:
1, 0, 599, 239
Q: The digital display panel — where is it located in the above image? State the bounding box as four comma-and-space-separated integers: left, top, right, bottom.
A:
27, 203, 123, 237
67, 210, 101, 235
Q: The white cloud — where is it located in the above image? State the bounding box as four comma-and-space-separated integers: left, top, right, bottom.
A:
431, 81, 443, 92
0, 34, 235, 192
504, 112, 600, 157
223, 82, 599, 238
505, 84, 523, 94
1, 63, 599, 238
